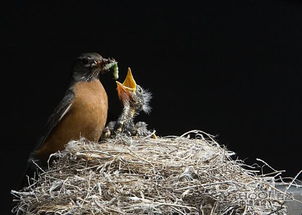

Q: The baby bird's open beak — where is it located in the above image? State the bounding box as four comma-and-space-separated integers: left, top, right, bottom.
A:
116, 67, 137, 102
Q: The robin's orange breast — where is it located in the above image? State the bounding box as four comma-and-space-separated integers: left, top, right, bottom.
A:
35, 79, 108, 161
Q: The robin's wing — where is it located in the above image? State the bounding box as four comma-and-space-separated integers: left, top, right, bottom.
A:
35, 89, 74, 149
20, 89, 74, 186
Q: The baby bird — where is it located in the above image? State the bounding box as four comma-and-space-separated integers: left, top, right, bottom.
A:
103, 68, 153, 137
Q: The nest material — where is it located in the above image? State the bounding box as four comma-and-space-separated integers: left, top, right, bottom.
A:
12, 130, 291, 214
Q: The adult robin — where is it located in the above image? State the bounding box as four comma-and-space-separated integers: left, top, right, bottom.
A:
24, 52, 118, 178
103, 67, 153, 137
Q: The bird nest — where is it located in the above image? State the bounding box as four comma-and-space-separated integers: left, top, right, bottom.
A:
12, 130, 292, 214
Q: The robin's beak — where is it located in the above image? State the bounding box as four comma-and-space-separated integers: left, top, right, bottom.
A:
100, 58, 119, 80
116, 67, 137, 102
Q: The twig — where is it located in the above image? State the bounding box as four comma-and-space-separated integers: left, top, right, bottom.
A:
285, 170, 302, 193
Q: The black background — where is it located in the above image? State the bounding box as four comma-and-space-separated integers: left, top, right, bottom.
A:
2, 0, 302, 214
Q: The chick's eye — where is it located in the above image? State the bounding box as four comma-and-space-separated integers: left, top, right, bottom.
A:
137, 87, 142, 93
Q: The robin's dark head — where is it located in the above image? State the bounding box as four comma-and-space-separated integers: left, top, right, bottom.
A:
116, 68, 152, 113
72, 52, 119, 81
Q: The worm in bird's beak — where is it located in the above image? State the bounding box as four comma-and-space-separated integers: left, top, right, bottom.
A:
116, 67, 137, 102
101, 58, 119, 80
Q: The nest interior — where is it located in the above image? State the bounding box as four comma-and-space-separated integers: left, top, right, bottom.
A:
12, 130, 292, 214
